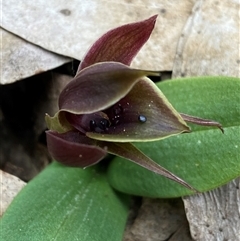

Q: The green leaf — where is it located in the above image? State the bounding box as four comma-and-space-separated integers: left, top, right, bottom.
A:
107, 76, 240, 198
1, 162, 130, 241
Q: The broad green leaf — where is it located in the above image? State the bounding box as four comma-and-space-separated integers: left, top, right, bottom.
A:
107, 76, 240, 198
1, 162, 130, 241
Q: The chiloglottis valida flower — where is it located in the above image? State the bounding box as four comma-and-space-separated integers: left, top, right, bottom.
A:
45, 15, 222, 191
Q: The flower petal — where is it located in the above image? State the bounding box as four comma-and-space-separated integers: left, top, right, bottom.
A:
46, 130, 107, 167
65, 111, 109, 134
78, 15, 157, 70
87, 77, 190, 142
59, 62, 159, 114
96, 141, 196, 191
180, 113, 224, 133
45, 112, 73, 134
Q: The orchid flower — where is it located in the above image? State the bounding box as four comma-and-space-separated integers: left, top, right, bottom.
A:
45, 16, 222, 191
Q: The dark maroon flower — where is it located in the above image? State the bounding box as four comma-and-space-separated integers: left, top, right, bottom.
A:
46, 16, 222, 190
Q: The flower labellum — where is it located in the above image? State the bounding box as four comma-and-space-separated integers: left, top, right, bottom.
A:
46, 16, 222, 191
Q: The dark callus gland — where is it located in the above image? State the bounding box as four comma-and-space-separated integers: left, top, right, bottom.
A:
89, 118, 110, 133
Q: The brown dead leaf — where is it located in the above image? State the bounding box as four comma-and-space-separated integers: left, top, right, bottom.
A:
0, 170, 26, 217
123, 198, 192, 241
183, 178, 240, 241
1, 0, 195, 70
1, 28, 70, 85
172, 0, 240, 78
